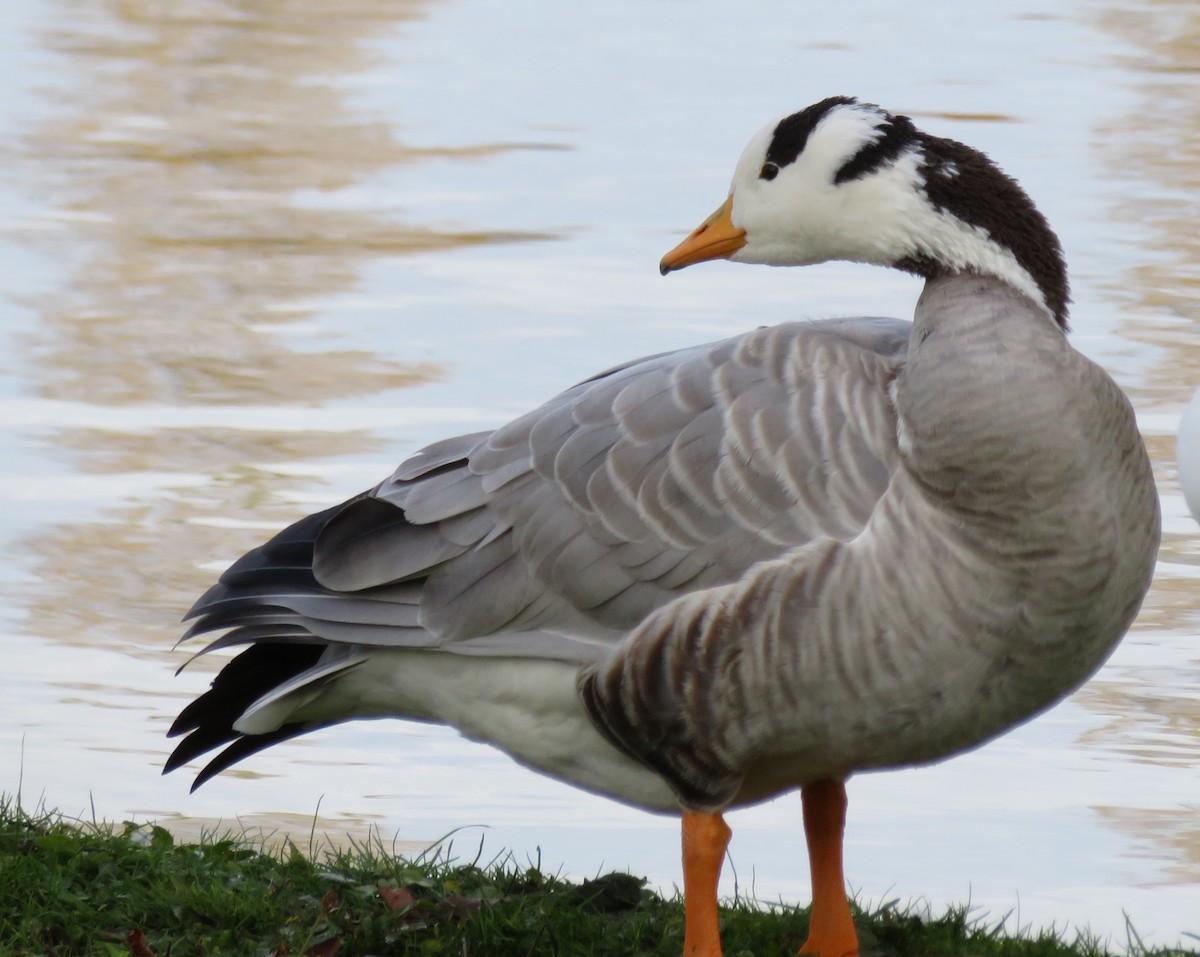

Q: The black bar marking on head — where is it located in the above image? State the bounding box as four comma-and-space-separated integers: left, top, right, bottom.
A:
765, 96, 857, 170
834, 111, 918, 184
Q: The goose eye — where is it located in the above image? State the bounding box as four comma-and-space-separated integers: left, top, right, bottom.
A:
759, 162, 779, 181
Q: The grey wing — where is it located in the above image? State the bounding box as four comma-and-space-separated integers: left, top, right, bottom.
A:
293, 316, 908, 658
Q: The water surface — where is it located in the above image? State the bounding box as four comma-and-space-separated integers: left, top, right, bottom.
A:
1, 0, 1197, 945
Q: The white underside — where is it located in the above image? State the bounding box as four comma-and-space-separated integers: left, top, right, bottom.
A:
233, 648, 681, 813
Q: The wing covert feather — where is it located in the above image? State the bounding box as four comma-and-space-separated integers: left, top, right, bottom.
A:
191, 318, 908, 660
436, 318, 903, 639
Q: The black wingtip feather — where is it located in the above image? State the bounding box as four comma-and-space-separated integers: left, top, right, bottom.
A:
167, 491, 376, 787
189, 723, 314, 792
168, 642, 326, 735
184, 495, 369, 623
163, 724, 237, 771
165, 642, 326, 790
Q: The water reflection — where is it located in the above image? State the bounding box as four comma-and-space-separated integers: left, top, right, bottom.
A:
2, 0, 1197, 938
1078, 0, 1200, 891
1092, 1, 1200, 399
10, 0, 547, 669
1095, 805, 1200, 887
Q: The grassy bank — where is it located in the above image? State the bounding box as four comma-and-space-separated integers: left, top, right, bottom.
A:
1, 800, 1194, 957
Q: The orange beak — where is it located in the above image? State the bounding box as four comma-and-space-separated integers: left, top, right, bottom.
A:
659, 196, 747, 275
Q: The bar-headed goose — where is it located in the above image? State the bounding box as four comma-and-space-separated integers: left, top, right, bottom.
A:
167, 96, 1160, 957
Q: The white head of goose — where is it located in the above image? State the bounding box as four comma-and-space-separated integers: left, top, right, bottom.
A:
167, 96, 1160, 957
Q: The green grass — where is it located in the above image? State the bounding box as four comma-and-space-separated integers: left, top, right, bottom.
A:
1, 797, 1195, 957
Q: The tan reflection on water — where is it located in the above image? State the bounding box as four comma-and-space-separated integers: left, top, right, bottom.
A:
125, 814, 430, 861
1092, 1, 1200, 403
1094, 806, 1200, 887
11, 0, 543, 674
1081, 0, 1200, 887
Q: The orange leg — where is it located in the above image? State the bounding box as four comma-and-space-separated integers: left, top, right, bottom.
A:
798, 779, 859, 957
681, 810, 732, 957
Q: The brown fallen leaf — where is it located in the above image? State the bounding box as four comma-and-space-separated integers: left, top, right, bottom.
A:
442, 895, 483, 918
307, 938, 342, 957
445, 895, 481, 910
379, 885, 416, 911
125, 928, 157, 957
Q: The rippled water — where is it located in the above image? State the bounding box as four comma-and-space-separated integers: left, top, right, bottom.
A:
1, 0, 1197, 945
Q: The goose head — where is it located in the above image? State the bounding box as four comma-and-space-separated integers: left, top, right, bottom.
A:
661, 96, 1070, 329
